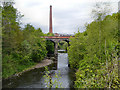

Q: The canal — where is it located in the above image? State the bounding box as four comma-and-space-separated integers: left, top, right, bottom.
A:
3, 53, 75, 88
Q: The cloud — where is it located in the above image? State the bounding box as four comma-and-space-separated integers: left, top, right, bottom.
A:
14, 0, 119, 34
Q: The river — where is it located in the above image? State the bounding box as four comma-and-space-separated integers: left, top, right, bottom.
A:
3, 53, 75, 88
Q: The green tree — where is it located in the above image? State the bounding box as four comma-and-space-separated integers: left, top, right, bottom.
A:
2, 2, 47, 78
68, 13, 119, 88
2, 2, 23, 55
46, 40, 54, 55
45, 33, 55, 55
22, 24, 47, 62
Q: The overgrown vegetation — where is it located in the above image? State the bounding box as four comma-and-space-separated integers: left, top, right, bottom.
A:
2, 1, 120, 88
46, 40, 54, 55
68, 11, 120, 88
43, 66, 63, 88
58, 41, 68, 50
2, 2, 48, 79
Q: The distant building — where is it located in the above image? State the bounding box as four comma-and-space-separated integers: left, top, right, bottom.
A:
54, 33, 60, 36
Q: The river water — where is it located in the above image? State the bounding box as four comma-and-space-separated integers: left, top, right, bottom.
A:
3, 53, 75, 88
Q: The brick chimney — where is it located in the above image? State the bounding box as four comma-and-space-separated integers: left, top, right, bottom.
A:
49, 5, 53, 33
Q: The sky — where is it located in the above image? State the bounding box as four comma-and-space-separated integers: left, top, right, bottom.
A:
12, 0, 119, 34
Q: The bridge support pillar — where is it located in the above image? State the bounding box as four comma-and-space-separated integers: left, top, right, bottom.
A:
54, 41, 58, 56
54, 41, 59, 61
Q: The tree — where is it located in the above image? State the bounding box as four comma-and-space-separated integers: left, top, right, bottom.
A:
70, 13, 119, 88
91, 2, 111, 21
46, 40, 54, 55
2, 1, 47, 78
2, 2, 23, 55
68, 3, 119, 87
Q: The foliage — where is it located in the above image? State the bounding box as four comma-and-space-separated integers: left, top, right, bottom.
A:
46, 33, 54, 36
45, 33, 55, 55
22, 24, 47, 62
91, 2, 111, 21
68, 31, 86, 69
43, 66, 63, 88
68, 13, 119, 88
2, 2, 47, 78
58, 41, 68, 50
46, 40, 54, 55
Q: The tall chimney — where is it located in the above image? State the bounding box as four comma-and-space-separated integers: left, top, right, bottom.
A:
49, 5, 53, 33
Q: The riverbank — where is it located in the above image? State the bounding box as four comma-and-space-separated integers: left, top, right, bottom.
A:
3, 53, 76, 88
3, 59, 53, 80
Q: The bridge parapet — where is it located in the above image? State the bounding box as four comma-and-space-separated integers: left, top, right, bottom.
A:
41, 36, 73, 39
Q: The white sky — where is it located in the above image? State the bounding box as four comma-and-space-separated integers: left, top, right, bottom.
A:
12, 0, 119, 34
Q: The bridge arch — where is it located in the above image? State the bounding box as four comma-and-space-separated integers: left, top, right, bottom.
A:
45, 38, 70, 56
41, 36, 73, 56
57, 40, 69, 52
62, 39, 70, 46
46, 39, 55, 46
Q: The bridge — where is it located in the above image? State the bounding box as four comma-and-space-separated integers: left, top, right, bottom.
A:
41, 36, 73, 55
42, 5, 74, 56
